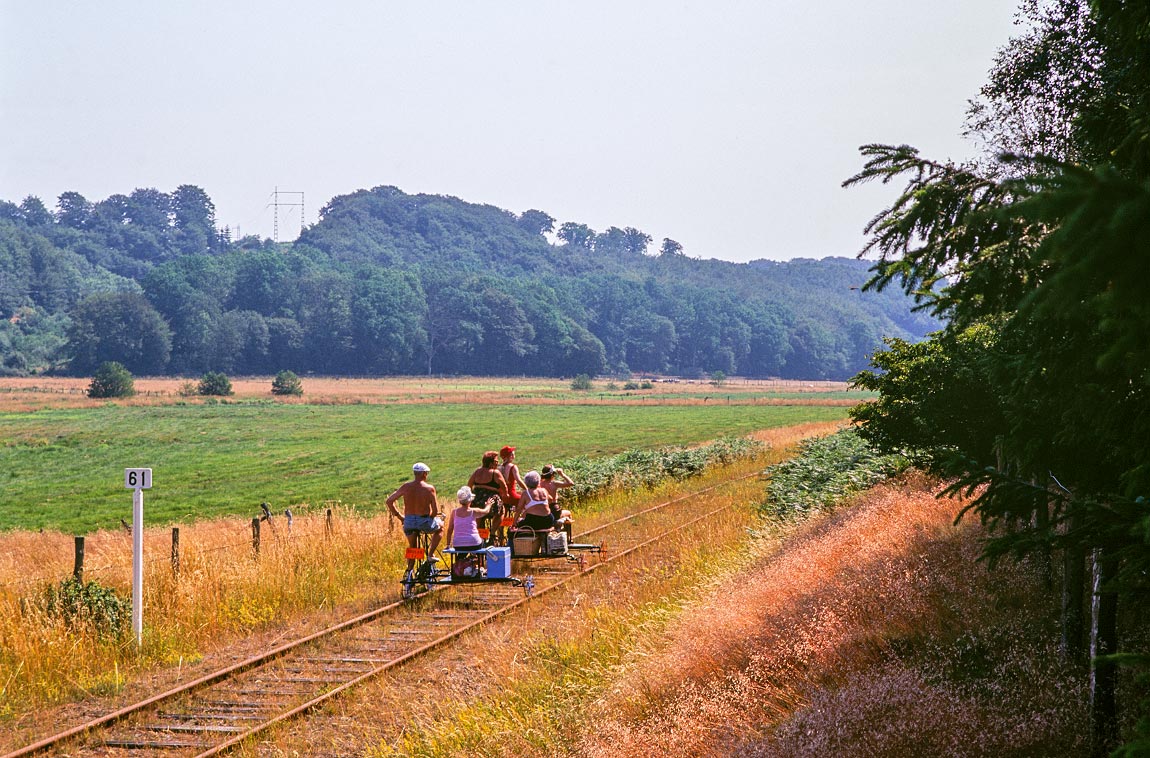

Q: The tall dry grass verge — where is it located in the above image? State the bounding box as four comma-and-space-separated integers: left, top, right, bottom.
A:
575, 473, 1089, 757
0, 506, 406, 735
0, 428, 814, 747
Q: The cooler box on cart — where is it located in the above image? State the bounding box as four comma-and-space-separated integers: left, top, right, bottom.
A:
486, 546, 512, 579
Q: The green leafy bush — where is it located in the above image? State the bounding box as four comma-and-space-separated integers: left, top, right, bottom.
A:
87, 361, 135, 398
760, 429, 908, 518
554, 436, 762, 504
197, 371, 233, 396
570, 374, 593, 391
41, 577, 129, 638
271, 370, 303, 396
623, 381, 640, 390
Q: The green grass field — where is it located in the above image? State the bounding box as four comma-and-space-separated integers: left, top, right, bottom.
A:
0, 402, 847, 533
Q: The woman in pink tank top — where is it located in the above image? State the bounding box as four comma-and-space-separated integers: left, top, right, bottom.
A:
444, 485, 494, 550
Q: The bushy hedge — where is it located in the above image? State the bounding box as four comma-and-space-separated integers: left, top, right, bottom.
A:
760, 429, 908, 518
553, 436, 762, 504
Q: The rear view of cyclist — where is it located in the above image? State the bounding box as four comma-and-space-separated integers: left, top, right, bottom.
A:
386, 462, 443, 582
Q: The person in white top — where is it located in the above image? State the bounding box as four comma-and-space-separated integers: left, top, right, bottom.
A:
513, 470, 556, 532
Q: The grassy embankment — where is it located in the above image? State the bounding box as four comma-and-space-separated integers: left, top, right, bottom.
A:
286, 435, 1086, 758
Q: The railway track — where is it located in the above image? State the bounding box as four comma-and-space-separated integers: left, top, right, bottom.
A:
6, 473, 757, 757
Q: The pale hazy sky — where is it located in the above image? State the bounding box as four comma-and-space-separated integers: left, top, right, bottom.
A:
1, 2, 1018, 262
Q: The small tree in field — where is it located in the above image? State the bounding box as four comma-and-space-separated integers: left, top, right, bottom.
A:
710, 370, 727, 387
197, 371, 233, 396
271, 370, 303, 396
570, 374, 593, 391
88, 362, 135, 398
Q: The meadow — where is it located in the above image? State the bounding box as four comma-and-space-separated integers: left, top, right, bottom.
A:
0, 377, 851, 533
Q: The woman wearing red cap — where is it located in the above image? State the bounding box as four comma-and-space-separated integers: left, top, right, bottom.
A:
498, 445, 526, 512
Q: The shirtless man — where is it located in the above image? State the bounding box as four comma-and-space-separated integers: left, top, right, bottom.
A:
386, 462, 443, 579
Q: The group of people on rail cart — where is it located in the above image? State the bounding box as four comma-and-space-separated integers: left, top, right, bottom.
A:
384, 445, 575, 581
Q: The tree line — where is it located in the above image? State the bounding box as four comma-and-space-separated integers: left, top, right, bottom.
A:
845, 1, 1150, 752
0, 184, 933, 380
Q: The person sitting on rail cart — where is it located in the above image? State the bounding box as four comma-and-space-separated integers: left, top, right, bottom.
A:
513, 470, 556, 533
498, 445, 527, 508
540, 464, 575, 539
444, 485, 493, 580
444, 485, 493, 552
385, 462, 443, 581
467, 450, 510, 544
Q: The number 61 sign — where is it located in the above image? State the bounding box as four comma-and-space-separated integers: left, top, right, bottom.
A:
125, 468, 152, 489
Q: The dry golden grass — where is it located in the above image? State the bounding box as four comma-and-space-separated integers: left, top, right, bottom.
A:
0, 428, 811, 737
3, 425, 1085, 757
575, 474, 1088, 758
746, 420, 843, 447
0, 375, 857, 412
0, 505, 410, 727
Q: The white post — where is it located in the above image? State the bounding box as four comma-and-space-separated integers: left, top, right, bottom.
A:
132, 486, 143, 647
124, 468, 152, 648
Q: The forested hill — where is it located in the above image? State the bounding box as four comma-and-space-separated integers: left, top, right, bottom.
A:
0, 185, 937, 380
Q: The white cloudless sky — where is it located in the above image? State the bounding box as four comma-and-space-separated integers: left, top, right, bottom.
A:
1, 1, 1019, 262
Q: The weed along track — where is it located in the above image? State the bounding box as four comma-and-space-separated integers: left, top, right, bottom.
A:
5, 474, 755, 758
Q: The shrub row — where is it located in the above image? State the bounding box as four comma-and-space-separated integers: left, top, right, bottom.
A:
87, 365, 303, 399
760, 428, 908, 518
555, 436, 763, 504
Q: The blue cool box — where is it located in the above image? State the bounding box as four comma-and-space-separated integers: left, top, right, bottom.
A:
486, 547, 512, 579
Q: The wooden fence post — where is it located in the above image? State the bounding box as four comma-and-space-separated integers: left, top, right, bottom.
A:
325, 508, 333, 538
251, 517, 261, 558
73, 536, 84, 582
171, 527, 180, 578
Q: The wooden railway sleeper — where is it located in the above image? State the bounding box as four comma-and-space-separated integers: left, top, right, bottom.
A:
141, 723, 248, 734
157, 711, 266, 722
102, 738, 208, 750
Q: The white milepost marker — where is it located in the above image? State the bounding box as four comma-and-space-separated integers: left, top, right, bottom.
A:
124, 468, 152, 646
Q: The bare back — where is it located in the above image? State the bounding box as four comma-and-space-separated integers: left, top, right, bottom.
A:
389, 479, 437, 517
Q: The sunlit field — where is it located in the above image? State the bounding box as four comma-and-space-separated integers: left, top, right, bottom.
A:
0, 377, 855, 533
